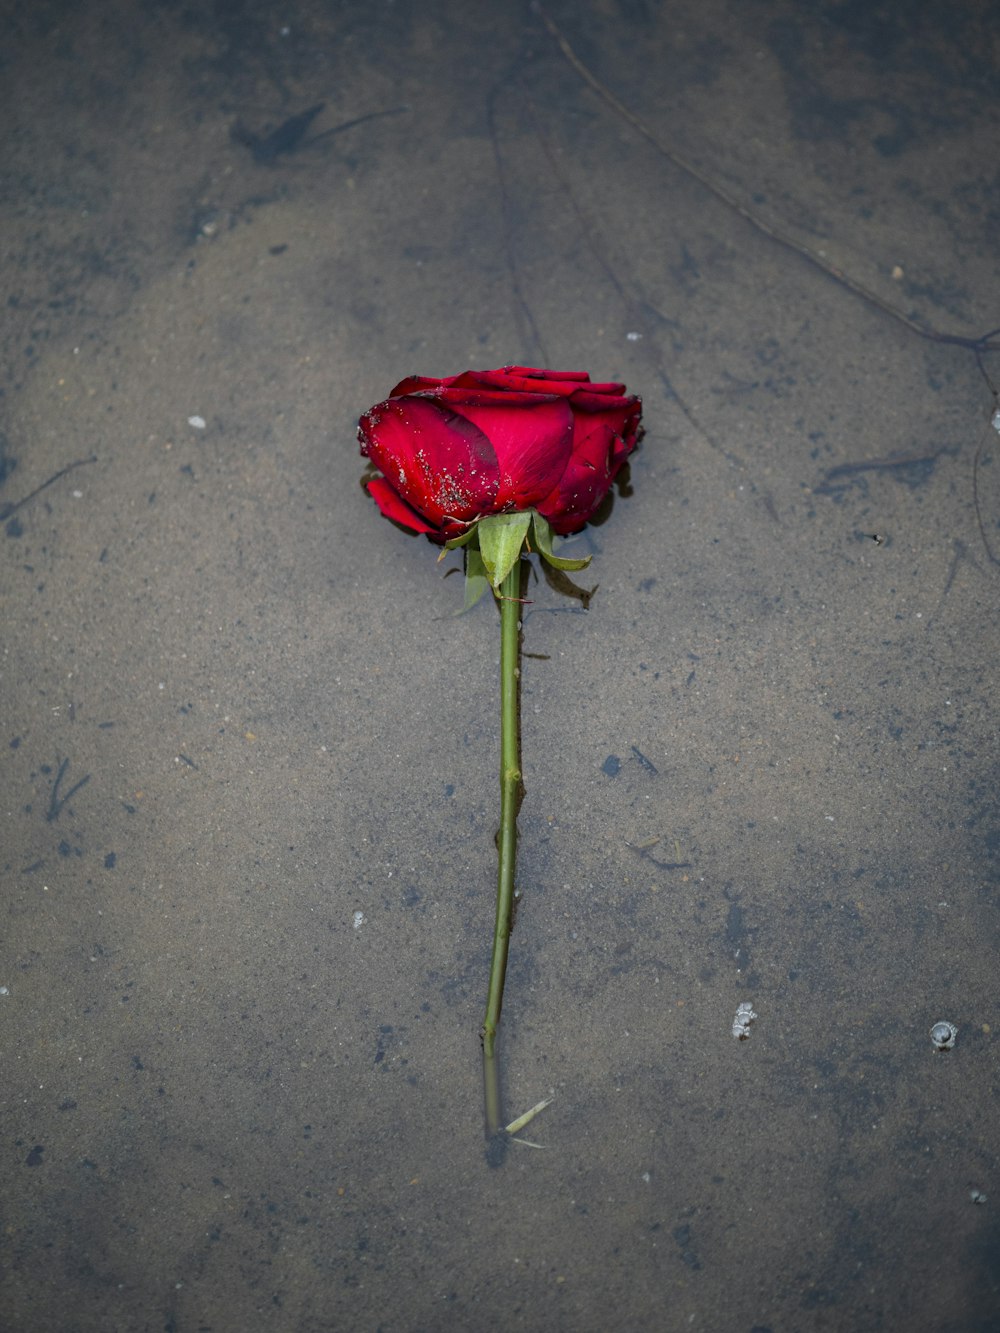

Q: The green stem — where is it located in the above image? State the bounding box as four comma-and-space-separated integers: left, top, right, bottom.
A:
481, 557, 524, 1142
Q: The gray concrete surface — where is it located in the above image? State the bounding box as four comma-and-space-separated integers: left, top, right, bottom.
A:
2, 2, 998, 1329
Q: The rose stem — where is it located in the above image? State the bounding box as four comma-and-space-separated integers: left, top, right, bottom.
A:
481, 557, 525, 1142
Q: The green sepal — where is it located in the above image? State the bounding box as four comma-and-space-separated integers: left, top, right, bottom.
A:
478, 511, 532, 591
530, 512, 592, 572
458, 546, 491, 614
443, 523, 480, 551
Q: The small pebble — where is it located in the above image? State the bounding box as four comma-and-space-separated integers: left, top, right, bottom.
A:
732, 1001, 757, 1040
930, 1021, 957, 1051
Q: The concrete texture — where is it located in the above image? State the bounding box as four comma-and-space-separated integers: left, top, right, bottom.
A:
2, 2, 998, 1328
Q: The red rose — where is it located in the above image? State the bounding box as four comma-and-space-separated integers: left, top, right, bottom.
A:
358, 365, 642, 541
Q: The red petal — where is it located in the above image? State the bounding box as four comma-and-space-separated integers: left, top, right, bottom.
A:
564, 384, 629, 404
366, 476, 439, 534
388, 371, 464, 397
391, 367, 596, 400
455, 396, 575, 510
427, 386, 558, 409
469, 367, 595, 398
359, 396, 499, 527
502, 366, 591, 382
537, 395, 642, 531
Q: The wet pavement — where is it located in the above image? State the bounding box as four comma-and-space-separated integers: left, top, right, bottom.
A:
2, 2, 999, 1329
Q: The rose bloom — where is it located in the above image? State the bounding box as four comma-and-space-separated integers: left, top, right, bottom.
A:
358, 365, 641, 541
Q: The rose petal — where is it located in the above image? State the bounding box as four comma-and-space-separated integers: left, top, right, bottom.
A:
537, 424, 614, 532
455, 396, 575, 510
388, 371, 465, 398
366, 476, 438, 534
426, 386, 561, 409
502, 366, 591, 383
538, 396, 641, 532
389, 367, 603, 402
359, 396, 499, 526
468, 367, 592, 396
564, 384, 630, 405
